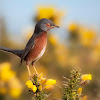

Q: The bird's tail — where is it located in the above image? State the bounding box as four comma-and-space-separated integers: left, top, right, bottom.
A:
0, 46, 23, 58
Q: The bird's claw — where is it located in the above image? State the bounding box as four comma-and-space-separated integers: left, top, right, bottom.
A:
28, 75, 33, 80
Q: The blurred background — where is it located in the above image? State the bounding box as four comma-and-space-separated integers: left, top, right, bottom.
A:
0, 0, 100, 100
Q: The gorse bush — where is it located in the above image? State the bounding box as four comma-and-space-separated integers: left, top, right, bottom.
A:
26, 73, 56, 100
25, 69, 92, 100
62, 70, 92, 100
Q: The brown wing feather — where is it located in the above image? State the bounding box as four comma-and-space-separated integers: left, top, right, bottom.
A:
21, 34, 35, 64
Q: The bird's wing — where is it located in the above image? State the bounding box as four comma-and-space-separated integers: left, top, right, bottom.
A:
21, 35, 35, 64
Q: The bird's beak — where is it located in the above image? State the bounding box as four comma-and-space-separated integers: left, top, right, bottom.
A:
51, 25, 60, 28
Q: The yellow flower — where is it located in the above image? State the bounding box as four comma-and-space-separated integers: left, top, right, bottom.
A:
38, 85, 42, 91
31, 85, 37, 92
0, 62, 11, 70
26, 80, 33, 89
38, 73, 43, 79
37, 6, 54, 20
49, 34, 57, 46
77, 88, 82, 94
8, 77, 23, 98
46, 79, 56, 85
9, 77, 23, 89
81, 95, 87, 100
72, 92, 76, 98
44, 85, 54, 90
72, 92, 76, 94
40, 78, 47, 85
9, 88, 22, 98
80, 29, 96, 47
81, 74, 92, 81
26, 73, 56, 93
38, 73, 47, 85
68, 23, 78, 32
0, 62, 15, 81
26, 80, 37, 92
36, 6, 64, 25
1, 70, 15, 81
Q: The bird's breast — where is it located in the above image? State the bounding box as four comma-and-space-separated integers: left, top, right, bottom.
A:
34, 45, 46, 61
27, 32, 47, 63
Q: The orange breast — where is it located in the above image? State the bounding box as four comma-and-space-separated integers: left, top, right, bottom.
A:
26, 32, 47, 64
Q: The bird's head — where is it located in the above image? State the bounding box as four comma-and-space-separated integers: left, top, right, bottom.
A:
35, 18, 59, 33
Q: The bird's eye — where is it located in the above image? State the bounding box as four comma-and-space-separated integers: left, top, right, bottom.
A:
46, 23, 50, 27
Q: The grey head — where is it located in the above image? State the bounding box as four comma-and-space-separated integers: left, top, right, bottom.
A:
34, 18, 59, 33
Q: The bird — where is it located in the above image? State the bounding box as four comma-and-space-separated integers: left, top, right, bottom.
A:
0, 18, 59, 76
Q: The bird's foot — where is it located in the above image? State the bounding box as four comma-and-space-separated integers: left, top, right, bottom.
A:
28, 75, 33, 80
33, 65, 38, 75
28, 73, 38, 80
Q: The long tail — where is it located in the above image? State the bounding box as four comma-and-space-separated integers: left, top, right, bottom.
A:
0, 46, 24, 58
